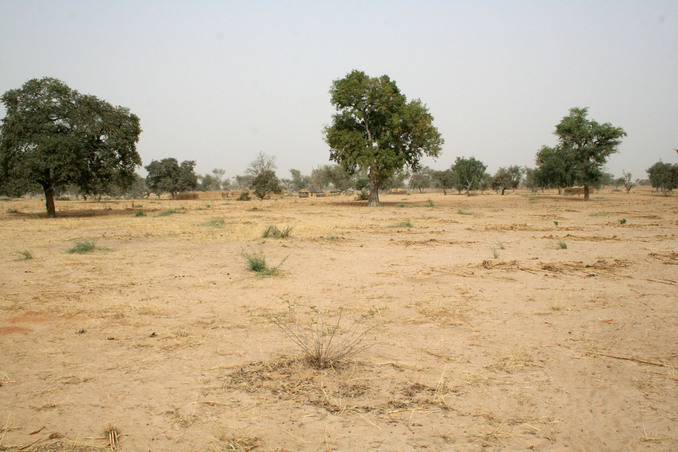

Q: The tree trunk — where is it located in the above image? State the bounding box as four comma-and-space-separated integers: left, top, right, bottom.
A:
557, 186, 563, 195
501, 187, 506, 195
367, 181, 380, 206
44, 186, 56, 218
584, 184, 590, 201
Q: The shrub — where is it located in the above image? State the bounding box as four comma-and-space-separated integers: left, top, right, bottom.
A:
237, 191, 251, 201
203, 217, 225, 228
18, 250, 33, 260
133, 210, 146, 217
67, 240, 100, 254
355, 190, 369, 201
619, 218, 627, 225
262, 225, 294, 238
272, 303, 381, 369
241, 250, 288, 276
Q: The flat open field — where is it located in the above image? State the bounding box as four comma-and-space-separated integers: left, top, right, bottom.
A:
1, 189, 676, 451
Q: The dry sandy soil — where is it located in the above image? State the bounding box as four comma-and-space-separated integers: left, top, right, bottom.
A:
0, 188, 676, 451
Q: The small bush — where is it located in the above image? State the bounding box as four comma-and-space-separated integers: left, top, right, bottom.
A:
355, 190, 369, 201
426, 199, 434, 207
397, 203, 406, 208
133, 210, 146, 217
272, 303, 381, 369
203, 217, 226, 228
554, 220, 559, 227
619, 218, 627, 225
237, 191, 251, 201
556, 240, 568, 249
241, 250, 288, 276
67, 240, 100, 254
18, 250, 33, 260
262, 225, 294, 238
390, 220, 413, 228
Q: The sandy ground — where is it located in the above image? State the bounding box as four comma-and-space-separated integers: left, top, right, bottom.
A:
0, 188, 676, 451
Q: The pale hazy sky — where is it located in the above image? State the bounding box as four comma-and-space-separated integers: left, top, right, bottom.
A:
1, 1, 676, 181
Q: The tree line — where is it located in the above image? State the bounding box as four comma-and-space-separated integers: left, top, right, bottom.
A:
1, 75, 676, 217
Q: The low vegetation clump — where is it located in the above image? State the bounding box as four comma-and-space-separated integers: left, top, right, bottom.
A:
237, 191, 251, 201
390, 220, 413, 228
7, 208, 19, 214
272, 303, 381, 369
67, 240, 106, 254
262, 225, 294, 238
619, 218, 627, 225
556, 240, 568, 249
133, 209, 146, 217
18, 250, 33, 260
490, 246, 500, 259
203, 217, 226, 228
457, 209, 473, 215
241, 250, 288, 276
157, 209, 183, 217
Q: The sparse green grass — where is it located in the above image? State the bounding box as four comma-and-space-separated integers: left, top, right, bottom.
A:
133, 210, 146, 217
67, 240, 108, 254
17, 250, 33, 260
589, 212, 606, 217
203, 217, 226, 228
554, 220, 559, 227
497, 241, 505, 250
426, 199, 434, 207
262, 225, 294, 238
241, 250, 288, 276
556, 240, 568, 249
490, 246, 499, 259
389, 220, 413, 228
457, 209, 473, 215
619, 218, 627, 225
397, 203, 406, 208
6, 208, 19, 214
157, 209, 183, 217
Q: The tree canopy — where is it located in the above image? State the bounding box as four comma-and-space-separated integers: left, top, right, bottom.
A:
324, 70, 443, 206
647, 161, 678, 193
0, 77, 141, 216
247, 152, 281, 199
553, 107, 626, 200
491, 165, 523, 195
451, 156, 487, 195
145, 158, 197, 199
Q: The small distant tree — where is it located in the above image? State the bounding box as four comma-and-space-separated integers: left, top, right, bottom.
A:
234, 174, 253, 190
145, 158, 197, 199
324, 164, 355, 192
523, 167, 540, 192
289, 169, 310, 191
409, 168, 432, 192
553, 107, 626, 200
247, 152, 281, 199
621, 170, 635, 193
251, 169, 282, 199
383, 169, 410, 190
491, 165, 523, 195
451, 156, 487, 195
325, 70, 443, 206
647, 161, 678, 193
430, 169, 455, 194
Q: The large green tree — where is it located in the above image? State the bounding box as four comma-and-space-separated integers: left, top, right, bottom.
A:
647, 161, 678, 193
325, 70, 443, 206
145, 158, 197, 199
553, 107, 626, 200
491, 165, 523, 195
0, 77, 141, 217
